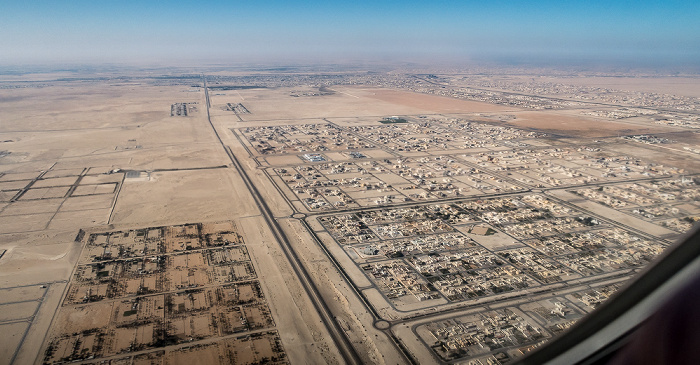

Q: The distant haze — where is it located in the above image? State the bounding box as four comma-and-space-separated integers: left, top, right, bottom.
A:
1, 0, 699, 69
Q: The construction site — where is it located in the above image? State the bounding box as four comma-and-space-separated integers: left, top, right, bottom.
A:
43, 222, 285, 364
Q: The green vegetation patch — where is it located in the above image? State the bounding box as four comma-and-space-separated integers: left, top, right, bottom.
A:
96, 270, 110, 277
380, 117, 407, 124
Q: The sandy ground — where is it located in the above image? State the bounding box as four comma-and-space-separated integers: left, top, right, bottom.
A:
541, 76, 700, 98
1, 71, 697, 365
506, 111, 673, 138
110, 169, 257, 226
209, 85, 428, 122
354, 87, 518, 113
208, 85, 516, 126
239, 216, 337, 364
0, 78, 342, 365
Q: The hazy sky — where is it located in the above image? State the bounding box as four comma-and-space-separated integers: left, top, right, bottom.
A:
1, 0, 699, 67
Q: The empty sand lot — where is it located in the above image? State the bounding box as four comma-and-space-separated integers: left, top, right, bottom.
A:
506, 110, 674, 137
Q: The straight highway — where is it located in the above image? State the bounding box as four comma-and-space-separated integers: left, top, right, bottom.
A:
202, 76, 364, 365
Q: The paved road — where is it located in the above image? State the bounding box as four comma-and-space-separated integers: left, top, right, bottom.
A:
202, 76, 363, 365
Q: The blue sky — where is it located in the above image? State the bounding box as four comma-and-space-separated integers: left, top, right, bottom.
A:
1, 0, 698, 66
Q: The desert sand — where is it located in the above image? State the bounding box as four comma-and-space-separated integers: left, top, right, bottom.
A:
1, 69, 698, 365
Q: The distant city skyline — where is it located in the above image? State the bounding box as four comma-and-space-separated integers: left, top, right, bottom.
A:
1, 0, 699, 68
